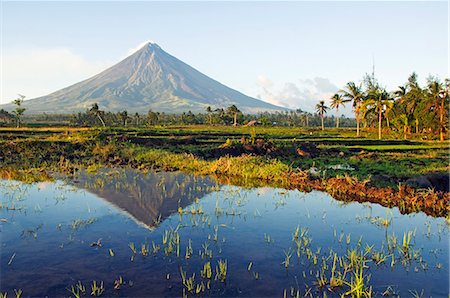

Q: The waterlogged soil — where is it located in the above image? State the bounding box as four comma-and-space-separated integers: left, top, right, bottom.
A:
0, 169, 448, 297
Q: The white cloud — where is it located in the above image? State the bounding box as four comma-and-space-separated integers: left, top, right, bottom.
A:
1, 47, 109, 104
255, 75, 353, 115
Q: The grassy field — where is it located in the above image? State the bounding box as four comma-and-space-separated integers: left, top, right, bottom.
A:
0, 125, 448, 216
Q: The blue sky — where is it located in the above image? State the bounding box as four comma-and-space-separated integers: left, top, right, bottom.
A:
2, 1, 448, 113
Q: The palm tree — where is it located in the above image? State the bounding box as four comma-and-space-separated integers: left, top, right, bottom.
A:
134, 113, 141, 126
340, 82, 364, 137
119, 110, 128, 126
226, 105, 240, 127
426, 78, 447, 141
365, 88, 392, 140
89, 103, 106, 127
330, 93, 349, 128
206, 106, 213, 125
315, 100, 329, 131
405, 74, 424, 134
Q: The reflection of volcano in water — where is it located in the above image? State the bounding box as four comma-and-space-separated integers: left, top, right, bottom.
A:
72, 169, 217, 229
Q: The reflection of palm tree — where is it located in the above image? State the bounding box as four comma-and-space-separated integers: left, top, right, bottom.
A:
89, 103, 106, 127
365, 88, 392, 140
330, 94, 349, 128
341, 82, 364, 137
315, 100, 328, 131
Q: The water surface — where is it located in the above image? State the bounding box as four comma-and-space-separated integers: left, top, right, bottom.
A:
1, 169, 448, 297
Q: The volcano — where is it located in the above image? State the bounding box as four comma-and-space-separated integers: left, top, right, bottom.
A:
7, 42, 286, 114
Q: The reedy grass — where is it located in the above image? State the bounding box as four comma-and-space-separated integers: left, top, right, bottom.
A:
216, 259, 227, 282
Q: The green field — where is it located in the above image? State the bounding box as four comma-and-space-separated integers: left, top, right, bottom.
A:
0, 125, 448, 217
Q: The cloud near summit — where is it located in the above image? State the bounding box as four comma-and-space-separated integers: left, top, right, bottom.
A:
256, 75, 342, 113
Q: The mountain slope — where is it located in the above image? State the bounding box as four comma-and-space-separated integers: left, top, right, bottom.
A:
4, 42, 286, 114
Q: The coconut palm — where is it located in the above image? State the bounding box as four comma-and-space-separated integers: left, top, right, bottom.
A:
330, 93, 349, 128
426, 78, 448, 141
119, 110, 128, 126
226, 105, 240, 127
89, 103, 106, 127
340, 82, 364, 137
206, 106, 213, 125
365, 88, 392, 140
315, 100, 329, 131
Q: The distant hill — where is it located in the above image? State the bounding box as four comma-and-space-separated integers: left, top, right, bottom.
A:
2, 42, 287, 114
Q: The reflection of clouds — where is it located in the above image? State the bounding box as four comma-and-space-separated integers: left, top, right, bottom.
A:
37, 182, 52, 190
255, 187, 273, 196
256, 75, 339, 113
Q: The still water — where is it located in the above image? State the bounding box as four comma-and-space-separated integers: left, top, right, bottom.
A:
1, 169, 448, 297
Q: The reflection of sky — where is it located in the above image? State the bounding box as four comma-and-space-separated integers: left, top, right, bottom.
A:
1, 179, 448, 297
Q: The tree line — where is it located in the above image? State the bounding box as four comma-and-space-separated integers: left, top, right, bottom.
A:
316, 73, 449, 140
1, 72, 447, 141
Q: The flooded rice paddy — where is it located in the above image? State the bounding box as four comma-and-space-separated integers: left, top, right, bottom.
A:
1, 169, 448, 297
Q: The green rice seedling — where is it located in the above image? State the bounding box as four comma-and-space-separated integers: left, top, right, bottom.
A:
216, 259, 227, 282
343, 264, 372, 298
264, 233, 272, 243
288, 287, 300, 298
201, 262, 212, 279
292, 225, 300, 241
8, 253, 15, 266
213, 225, 219, 242
364, 244, 374, 255
13, 290, 22, 298
185, 239, 193, 259
315, 269, 327, 288
129, 242, 137, 254
90, 281, 104, 297
69, 281, 86, 297
346, 234, 351, 245
195, 282, 205, 294
153, 214, 162, 227
180, 269, 195, 292
247, 262, 253, 271
113, 276, 123, 290
68, 286, 81, 298
329, 253, 345, 289
312, 254, 318, 266
141, 242, 149, 256
152, 241, 160, 254
282, 249, 293, 269
408, 289, 424, 298
387, 234, 397, 253
201, 241, 212, 259
175, 235, 181, 257
345, 249, 364, 271
162, 230, 169, 246
0, 292, 6, 298
381, 286, 398, 297
109, 249, 115, 257
371, 251, 387, 265
295, 238, 302, 257
399, 231, 413, 259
